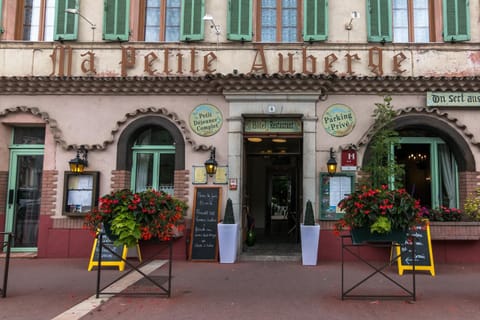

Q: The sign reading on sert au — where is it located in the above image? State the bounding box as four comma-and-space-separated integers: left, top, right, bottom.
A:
427, 92, 480, 107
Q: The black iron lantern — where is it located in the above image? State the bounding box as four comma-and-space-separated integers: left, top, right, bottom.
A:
69, 146, 88, 174
327, 147, 337, 176
204, 147, 218, 176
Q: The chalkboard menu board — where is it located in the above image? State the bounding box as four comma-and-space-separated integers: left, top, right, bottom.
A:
189, 187, 221, 261
395, 221, 435, 276
88, 231, 128, 271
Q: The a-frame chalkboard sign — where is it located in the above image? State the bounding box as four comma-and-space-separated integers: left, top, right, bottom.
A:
189, 186, 221, 261
396, 220, 435, 276
88, 231, 128, 271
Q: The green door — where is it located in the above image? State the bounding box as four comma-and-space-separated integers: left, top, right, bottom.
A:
5, 149, 44, 251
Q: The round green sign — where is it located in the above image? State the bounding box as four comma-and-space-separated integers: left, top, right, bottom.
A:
322, 104, 355, 137
189, 104, 223, 137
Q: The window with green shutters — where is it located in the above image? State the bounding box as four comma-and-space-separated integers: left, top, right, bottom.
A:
227, 0, 252, 41
180, 0, 204, 41
103, 0, 130, 41
367, 0, 392, 43
443, 0, 470, 42
303, 0, 328, 42
54, 0, 78, 41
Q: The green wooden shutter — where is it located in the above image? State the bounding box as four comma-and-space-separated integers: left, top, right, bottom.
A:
367, 0, 392, 42
180, 0, 204, 41
303, 0, 328, 42
103, 0, 130, 41
0, 0, 4, 34
227, 0, 252, 41
443, 0, 470, 42
54, 0, 78, 41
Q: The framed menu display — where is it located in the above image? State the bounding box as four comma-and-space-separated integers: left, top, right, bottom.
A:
63, 171, 99, 216
319, 173, 355, 220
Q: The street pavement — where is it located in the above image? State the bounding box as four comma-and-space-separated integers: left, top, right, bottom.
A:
1, 256, 480, 320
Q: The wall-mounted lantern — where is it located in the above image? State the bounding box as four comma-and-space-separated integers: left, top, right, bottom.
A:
204, 147, 218, 176
327, 147, 337, 176
69, 146, 88, 174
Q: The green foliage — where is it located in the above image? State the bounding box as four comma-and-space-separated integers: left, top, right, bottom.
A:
362, 96, 405, 189
464, 188, 480, 221
223, 198, 235, 224
110, 210, 142, 248
304, 200, 315, 226
370, 216, 391, 234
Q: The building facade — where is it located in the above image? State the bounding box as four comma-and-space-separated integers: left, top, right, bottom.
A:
1, 0, 480, 262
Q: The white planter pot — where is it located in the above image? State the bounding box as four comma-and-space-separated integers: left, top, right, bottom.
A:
300, 223, 320, 266
217, 223, 239, 263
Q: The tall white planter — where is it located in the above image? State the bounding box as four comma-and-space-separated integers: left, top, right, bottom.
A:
300, 223, 320, 266
217, 223, 239, 263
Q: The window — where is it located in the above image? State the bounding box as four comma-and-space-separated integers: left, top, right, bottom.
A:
135, 0, 203, 42
14, 0, 78, 41
367, 0, 470, 43
393, 0, 430, 43
253, 0, 327, 43
258, 0, 298, 42
396, 137, 459, 210
131, 127, 176, 195
15, 0, 56, 40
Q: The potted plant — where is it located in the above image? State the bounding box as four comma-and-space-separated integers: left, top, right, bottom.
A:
300, 200, 320, 266
84, 189, 188, 247
334, 185, 422, 244
217, 198, 239, 263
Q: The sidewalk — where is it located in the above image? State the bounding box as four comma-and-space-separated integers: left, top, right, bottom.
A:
1, 257, 480, 320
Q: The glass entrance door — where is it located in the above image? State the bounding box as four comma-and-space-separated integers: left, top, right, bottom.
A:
5, 150, 44, 250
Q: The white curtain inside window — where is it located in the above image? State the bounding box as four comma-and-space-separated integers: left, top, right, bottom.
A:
438, 144, 457, 208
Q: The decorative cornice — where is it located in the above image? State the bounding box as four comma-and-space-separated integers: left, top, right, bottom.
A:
3, 74, 480, 95
0, 105, 210, 152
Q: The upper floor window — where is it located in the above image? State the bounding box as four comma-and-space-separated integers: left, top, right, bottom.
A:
230, 0, 327, 43
259, 0, 298, 42
393, 0, 430, 43
134, 0, 204, 42
142, 0, 181, 42
13, 0, 78, 41
16, 0, 56, 41
367, 0, 470, 43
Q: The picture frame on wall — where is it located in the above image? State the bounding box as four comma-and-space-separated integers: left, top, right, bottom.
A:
214, 166, 228, 184
192, 166, 207, 184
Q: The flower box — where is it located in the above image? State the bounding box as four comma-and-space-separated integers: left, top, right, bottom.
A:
429, 222, 480, 240
350, 227, 407, 244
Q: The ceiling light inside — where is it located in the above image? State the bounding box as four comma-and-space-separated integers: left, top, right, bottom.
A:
247, 137, 262, 143
272, 138, 287, 143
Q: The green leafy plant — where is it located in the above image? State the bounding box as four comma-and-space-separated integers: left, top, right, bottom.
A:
304, 200, 315, 226
85, 189, 188, 247
464, 188, 480, 221
334, 185, 421, 235
362, 96, 405, 189
223, 198, 235, 224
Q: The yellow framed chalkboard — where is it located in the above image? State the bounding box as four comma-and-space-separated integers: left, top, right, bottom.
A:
396, 220, 435, 276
